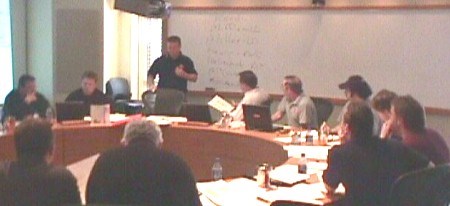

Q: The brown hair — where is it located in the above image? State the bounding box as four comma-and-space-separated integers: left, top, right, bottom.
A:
239, 70, 258, 89
392, 95, 426, 134
344, 100, 374, 140
372, 89, 397, 112
14, 119, 54, 160
82, 71, 98, 82
167, 35, 181, 45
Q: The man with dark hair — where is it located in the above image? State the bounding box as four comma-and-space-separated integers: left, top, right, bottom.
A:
391, 95, 450, 165
66, 71, 111, 114
327, 75, 381, 135
323, 100, 430, 205
147, 35, 198, 93
0, 119, 81, 205
230, 70, 270, 120
86, 120, 200, 205
2, 74, 50, 122
271, 75, 318, 129
372, 89, 399, 139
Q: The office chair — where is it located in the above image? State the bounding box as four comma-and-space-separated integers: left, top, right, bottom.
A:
105, 77, 132, 101
105, 77, 142, 114
311, 97, 334, 125
153, 88, 185, 116
390, 164, 450, 206
141, 90, 157, 116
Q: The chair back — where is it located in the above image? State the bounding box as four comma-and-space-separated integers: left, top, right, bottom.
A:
105, 77, 132, 102
141, 90, 157, 116
390, 164, 450, 206
311, 97, 334, 125
153, 88, 185, 116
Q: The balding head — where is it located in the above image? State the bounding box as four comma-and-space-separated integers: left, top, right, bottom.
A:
121, 120, 163, 147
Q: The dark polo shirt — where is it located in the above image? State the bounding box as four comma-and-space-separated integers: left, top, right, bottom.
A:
147, 54, 197, 93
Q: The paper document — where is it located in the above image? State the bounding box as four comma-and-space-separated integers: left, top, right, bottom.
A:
197, 178, 265, 206
270, 164, 311, 185
208, 95, 235, 113
283, 145, 332, 160
146, 115, 188, 125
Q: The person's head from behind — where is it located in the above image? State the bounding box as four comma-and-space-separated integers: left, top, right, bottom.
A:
282, 75, 303, 100
343, 100, 374, 142
339, 75, 372, 101
18, 74, 37, 95
372, 89, 397, 122
81, 71, 99, 96
166, 36, 182, 59
391, 95, 426, 135
238, 70, 258, 92
14, 119, 54, 163
121, 120, 163, 148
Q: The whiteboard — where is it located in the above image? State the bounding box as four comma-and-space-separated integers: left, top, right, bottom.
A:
168, 9, 450, 109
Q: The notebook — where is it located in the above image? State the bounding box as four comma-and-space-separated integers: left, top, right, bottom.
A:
56, 102, 88, 122
242, 104, 282, 132
179, 104, 213, 123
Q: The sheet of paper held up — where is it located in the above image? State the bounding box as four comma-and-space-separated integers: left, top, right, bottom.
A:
208, 95, 235, 113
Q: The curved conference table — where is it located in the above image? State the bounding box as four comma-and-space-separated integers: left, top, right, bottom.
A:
0, 121, 288, 181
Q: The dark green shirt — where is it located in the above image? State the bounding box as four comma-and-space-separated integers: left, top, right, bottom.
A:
2, 90, 50, 122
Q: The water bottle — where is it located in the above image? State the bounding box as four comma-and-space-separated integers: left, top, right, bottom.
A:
298, 153, 307, 174
45, 107, 54, 123
212, 157, 223, 180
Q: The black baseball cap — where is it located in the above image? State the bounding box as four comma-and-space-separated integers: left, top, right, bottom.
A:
339, 75, 372, 99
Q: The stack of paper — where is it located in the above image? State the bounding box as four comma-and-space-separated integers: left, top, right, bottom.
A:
269, 164, 310, 185
283, 145, 332, 161
197, 178, 264, 206
146, 115, 188, 125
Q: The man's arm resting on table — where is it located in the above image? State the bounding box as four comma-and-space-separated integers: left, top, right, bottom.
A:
271, 111, 284, 122
324, 183, 337, 196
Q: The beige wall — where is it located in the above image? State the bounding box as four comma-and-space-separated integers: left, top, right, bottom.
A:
26, 0, 54, 102
168, 0, 450, 7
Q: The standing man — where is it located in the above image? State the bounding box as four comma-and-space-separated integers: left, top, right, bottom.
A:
271, 75, 318, 130
230, 70, 271, 121
2, 74, 50, 122
147, 36, 198, 93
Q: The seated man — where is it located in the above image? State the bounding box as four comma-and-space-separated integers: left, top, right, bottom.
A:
271, 75, 318, 129
391, 95, 450, 165
66, 71, 111, 114
323, 100, 430, 206
371, 89, 401, 140
328, 75, 382, 136
86, 120, 200, 205
2, 74, 50, 122
0, 119, 81, 205
230, 70, 270, 121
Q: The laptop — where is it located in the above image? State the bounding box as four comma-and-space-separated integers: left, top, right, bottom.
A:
243, 104, 282, 132
179, 104, 213, 123
56, 102, 88, 122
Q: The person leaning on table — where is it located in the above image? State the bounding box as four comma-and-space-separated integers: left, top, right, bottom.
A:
323, 100, 430, 206
0, 119, 81, 205
86, 119, 200, 205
